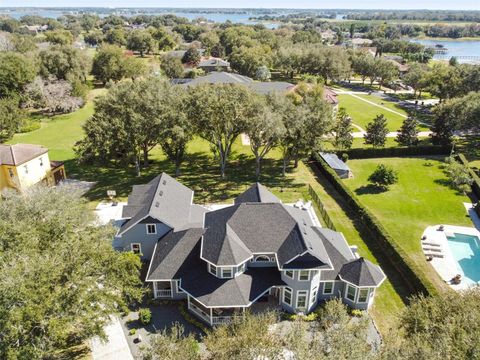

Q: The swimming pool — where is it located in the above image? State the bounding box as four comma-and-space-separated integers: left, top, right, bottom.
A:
447, 233, 480, 286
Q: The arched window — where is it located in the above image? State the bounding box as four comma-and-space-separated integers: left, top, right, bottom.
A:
255, 255, 270, 262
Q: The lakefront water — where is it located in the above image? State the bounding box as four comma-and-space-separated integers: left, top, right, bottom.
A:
411, 38, 480, 64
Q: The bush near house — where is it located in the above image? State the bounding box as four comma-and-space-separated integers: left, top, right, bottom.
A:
457, 153, 480, 199
138, 308, 152, 325
312, 153, 438, 297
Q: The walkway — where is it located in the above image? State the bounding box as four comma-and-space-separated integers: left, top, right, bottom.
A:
90, 317, 133, 360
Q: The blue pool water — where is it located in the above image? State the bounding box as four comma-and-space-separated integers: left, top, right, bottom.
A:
447, 233, 480, 286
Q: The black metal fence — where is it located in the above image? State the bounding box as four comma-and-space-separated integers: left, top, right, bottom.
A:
308, 184, 336, 231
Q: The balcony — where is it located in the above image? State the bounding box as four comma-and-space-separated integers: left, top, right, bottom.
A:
155, 289, 172, 298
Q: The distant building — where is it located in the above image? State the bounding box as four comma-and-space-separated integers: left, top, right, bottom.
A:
0, 144, 66, 192
351, 38, 373, 48
197, 57, 230, 72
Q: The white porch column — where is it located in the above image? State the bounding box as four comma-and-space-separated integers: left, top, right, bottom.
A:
209, 308, 213, 325
153, 281, 157, 298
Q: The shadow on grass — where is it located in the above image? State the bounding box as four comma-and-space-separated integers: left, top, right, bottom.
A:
64, 151, 301, 204
354, 184, 389, 195
307, 160, 412, 305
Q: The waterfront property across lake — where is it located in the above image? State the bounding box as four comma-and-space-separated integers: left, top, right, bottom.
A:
411, 38, 480, 64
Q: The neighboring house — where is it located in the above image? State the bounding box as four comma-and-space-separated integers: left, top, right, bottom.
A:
197, 57, 230, 72
0, 143, 66, 192
165, 49, 206, 59
115, 173, 385, 326
320, 152, 352, 179
177, 71, 296, 95
351, 38, 374, 48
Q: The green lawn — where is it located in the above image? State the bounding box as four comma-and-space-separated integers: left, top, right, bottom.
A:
343, 156, 473, 292
337, 93, 430, 132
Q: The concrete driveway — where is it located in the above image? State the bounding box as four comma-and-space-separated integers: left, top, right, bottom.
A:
90, 317, 133, 360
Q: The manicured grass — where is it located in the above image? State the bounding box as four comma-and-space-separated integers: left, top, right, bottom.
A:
338, 94, 407, 132
307, 161, 406, 334
8, 88, 106, 161
338, 93, 430, 132
343, 156, 473, 292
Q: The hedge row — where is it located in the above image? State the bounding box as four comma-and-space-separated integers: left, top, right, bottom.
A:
457, 153, 480, 200
312, 153, 438, 297
339, 145, 451, 159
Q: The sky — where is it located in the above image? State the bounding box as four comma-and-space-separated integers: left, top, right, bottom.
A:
0, 0, 478, 10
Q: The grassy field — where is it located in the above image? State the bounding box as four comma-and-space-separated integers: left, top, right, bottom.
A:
343, 156, 473, 292
338, 93, 410, 132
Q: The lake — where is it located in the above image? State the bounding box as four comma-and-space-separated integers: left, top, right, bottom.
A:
411, 38, 480, 64
0, 8, 280, 28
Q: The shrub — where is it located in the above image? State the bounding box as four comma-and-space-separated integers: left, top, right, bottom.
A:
350, 309, 365, 317
444, 156, 473, 193
368, 164, 398, 189
341, 152, 349, 163
340, 145, 450, 159
457, 154, 480, 198
129, 329, 136, 335
138, 308, 152, 325
18, 120, 41, 133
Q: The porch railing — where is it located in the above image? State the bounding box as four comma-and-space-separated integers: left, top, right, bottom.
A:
212, 316, 233, 325
189, 302, 211, 323
155, 289, 172, 298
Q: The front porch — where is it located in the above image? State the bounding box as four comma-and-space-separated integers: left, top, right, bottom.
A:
187, 286, 283, 326
153, 280, 173, 298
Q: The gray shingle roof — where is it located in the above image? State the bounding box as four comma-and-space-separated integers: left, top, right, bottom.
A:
118, 173, 206, 235
198, 58, 230, 68
0, 144, 48, 166
181, 266, 285, 307
316, 227, 356, 281
234, 183, 280, 204
201, 202, 330, 268
177, 72, 294, 95
339, 257, 386, 287
146, 228, 204, 281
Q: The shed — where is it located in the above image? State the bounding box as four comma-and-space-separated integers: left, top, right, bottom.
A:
320, 152, 352, 179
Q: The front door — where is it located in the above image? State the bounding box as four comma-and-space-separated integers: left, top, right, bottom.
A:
53, 169, 65, 184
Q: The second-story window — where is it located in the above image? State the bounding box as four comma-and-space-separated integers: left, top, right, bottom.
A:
299, 270, 310, 281
209, 264, 217, 276
222, 268, 233, 278
146, 224, 156, 234
285, 270, 294, 279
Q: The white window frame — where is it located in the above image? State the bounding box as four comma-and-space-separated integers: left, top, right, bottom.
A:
346, 284, 357, 301
238, 262, 246, 274
221, 267, 233, 278
131, 243, 141, 254
285, 270, 294, 279
209, 263, 217, 276
323, 281, 334, 294
283, 287, 292, 306
175, 280, 185, 294
298, 270, 310, 281
296, 290, 308, 309
311, 287, 318, 304
146, 224, 157, 234
254, 255, 271, 262
357, 288, 369, 303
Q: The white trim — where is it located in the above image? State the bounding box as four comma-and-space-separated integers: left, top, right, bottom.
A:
323, 281, 334, 294
145, 242, 159, 281
310, 287, 318, 304
253, 255, 271, 262
296, 290, 308, 309
298, 270, 310, 281
146, 223, 157, 234
283, 287, 292, 306
208, 263, 218, 276
338, 274, 386, 289
357, 288, 370, 303
131, 243, 141, 254
345, 284, 357, 302
117, 214, 172, 236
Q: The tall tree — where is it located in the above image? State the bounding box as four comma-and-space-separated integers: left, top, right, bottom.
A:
333, 107, 354, 150
76, 77, 175, 175
91, 44, 126, 84
245, 96, 285, 179
0, 186, 143, 359
127, 29, 155, 57
160, 56, 184, 78
396, 117, 419, 146
187, 84, 261, 178
364, 114, 389, 148
403, 62, 429, 98
0, 52, 36, 97
0, 97, 24, 142
157, 86, 193, 176
181, 47, 201, 66
39, 45, 91, 84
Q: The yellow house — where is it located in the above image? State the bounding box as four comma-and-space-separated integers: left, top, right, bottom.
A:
0, 143, 66, 192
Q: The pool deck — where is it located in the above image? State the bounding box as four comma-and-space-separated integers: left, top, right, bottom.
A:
421, 225, 480, 291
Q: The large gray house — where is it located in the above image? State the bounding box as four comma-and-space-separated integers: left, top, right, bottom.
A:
113, 173, 385, 326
